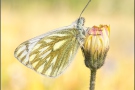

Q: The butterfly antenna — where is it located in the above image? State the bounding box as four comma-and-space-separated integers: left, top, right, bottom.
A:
79, 0, 91, 18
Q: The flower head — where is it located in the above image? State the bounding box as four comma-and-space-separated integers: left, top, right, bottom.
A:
82, 25, 110, 70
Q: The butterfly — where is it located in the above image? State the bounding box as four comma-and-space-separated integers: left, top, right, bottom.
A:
14, 17, 89, 77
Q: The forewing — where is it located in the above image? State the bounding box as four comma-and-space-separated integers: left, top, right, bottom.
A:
14, 33, 48, 68
29, 29, 79, 77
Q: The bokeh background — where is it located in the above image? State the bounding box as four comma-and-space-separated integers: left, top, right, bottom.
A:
1, 0, 134, 90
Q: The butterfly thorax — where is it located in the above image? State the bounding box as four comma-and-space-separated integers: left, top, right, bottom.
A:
72, 17, 87, 47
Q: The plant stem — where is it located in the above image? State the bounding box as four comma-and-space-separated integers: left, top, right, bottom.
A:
90, 69, 97, 90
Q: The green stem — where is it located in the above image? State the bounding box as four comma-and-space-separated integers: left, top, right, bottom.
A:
90, 69, 97, 90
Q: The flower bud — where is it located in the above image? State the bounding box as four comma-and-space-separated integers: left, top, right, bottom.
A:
81, 25, 110, 70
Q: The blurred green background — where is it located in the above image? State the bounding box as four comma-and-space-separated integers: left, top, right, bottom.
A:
1, 0, 134, 90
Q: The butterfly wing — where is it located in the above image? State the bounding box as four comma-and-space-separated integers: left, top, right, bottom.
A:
14, 30, 51, 68
14, 26, 80, 77
29, 28, 80, 77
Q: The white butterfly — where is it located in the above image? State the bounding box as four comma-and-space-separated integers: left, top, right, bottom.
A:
14, 17, 88, 77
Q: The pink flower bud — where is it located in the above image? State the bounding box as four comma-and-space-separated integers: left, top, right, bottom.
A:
82, 25, 110, 69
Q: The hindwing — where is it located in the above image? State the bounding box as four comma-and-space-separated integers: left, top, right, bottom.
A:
14, 28, 79, 77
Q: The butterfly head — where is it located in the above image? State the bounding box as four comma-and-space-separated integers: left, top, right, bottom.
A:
77, 17, 85, 26
71, 17, 85, 28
